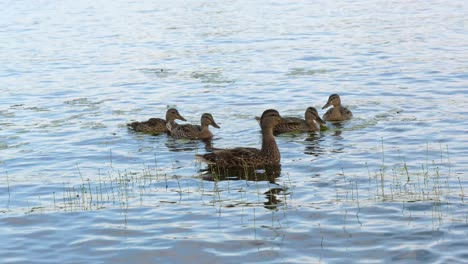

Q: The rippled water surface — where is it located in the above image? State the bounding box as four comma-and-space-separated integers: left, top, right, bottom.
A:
1, 0, 467, 263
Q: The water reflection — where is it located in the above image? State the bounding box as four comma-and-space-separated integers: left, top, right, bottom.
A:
321, 122, 346, 154
304, 132, 326, 156
127, 128, 168, 137
328, 122, 344, 136
165, 137, 213, 152
200, 165, 284, 210
128, 127, 215, 152
139, 68, 175, 78
200, 165, 281, 183
302, 127, 347, 156
263, 187, 288, 211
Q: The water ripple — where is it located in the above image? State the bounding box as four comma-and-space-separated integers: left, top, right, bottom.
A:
1, 0, 468, 263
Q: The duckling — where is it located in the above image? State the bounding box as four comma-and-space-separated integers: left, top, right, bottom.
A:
168, 113, 220, 140
322, 94, 353, 121
128, 108, 186, 133
273, 107, 326, 134
196, 109, 283, 168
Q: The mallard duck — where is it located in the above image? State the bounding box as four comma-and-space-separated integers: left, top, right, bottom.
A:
273, 107, 326, 134
196, 109, 283, 168
322, 94, 353, 121
128, 108, 186, 133
168, 113, 220, 140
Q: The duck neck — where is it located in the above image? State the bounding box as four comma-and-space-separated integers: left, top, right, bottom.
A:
199, 124, 213, 139
306, 119, 319, 131
261, 126, 279, 157
166, 118, 176, 126
201, 124, 210, 133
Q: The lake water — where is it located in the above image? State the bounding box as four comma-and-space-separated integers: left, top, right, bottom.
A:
1, 0, 467, 263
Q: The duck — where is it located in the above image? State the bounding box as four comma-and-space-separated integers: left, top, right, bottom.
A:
195, 109, 283, 168
168, 113, 220, 140
128, 108, 186, 133
322, 94, 353, 121
272, 107, 326, 134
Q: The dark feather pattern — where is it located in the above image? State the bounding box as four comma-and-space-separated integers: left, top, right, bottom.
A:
169, 113, 219, 140
258, 107, 325, 134
127, 108, 186, 134
197, 147, 280, 168
128, 118, 168, 133
171, 124, 203, 139
274, 117, 310, 134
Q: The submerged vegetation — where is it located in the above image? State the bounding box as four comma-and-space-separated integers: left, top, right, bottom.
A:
335, 144, 464, 203
2, 143, 465, 226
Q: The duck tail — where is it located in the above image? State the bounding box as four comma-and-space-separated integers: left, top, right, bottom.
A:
195, 154, 216, 165
127, 122, 137, 130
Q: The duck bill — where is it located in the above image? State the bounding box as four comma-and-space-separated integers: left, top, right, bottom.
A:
317, 115, 326, 124
322, 102, 331, 109
211, 120, 220, 129
177, 114, 187, 121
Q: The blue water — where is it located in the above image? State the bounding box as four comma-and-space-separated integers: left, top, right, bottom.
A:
1, 0, 467, 263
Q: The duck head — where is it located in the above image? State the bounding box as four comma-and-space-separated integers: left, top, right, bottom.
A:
201, 113, 220, 128
322, 94, 341, 109
260, 109, 282, 129
305, 107, 325, 124
166, 108, 186, 122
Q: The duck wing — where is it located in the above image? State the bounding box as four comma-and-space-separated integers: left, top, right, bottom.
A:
128, 118, 167, 132
274, 117, 307, 133
197, 147, 265, 167
340, 106, 353, 119
171, 124, 202, 139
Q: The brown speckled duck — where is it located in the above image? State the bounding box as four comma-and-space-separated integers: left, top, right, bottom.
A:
322, 94, 353, 121
196, 109, 282, 168
168, 113, 220, 140
273, 107, 326, 134
128, 108, 186, 133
